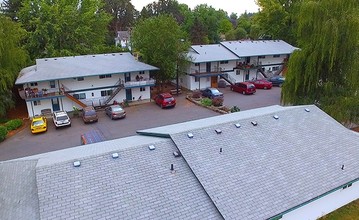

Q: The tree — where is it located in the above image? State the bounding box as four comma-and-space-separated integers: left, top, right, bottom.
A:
18, 0, 112, 59
253, 0, 299, 43
139, 0, 184, 24
282, 0, 359, 125
131, 15, 190, 89
102, 0, 136, 35
0, 15, 28, 117
0, 0, 23, 21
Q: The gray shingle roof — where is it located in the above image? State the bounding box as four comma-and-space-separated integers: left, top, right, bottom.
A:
0, 160, 40, 220
189, 44, 240, 63
35, 139, 222, 220
15, 53, 159, 84
220, 40, 298, 57
170, 105, 359, 219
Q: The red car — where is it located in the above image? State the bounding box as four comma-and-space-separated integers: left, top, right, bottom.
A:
230, 82, 256, 95
249, 79, 273, 90
154, 93, 176, 108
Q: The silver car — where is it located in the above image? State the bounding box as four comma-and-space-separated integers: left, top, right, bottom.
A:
105, 105, 126, 120
52, 111, 71, 128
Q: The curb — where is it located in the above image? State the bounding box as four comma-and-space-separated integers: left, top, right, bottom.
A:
186, 96, 229, 114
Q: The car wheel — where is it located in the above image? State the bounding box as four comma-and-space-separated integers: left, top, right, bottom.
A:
69, 124, 72, 127
242, 91, 245, 95
264, 87, 267, 90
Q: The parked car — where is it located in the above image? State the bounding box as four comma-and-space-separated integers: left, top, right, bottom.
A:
268, 76, 285, 87
105, 105, 126, 119
230, 82, 256, 95
201, 88, 224, 99
52, 111, 71, 128
80, 129, 106, 145
31, 115, 47, 134
154, 93, 176, 108
82, 106, 98, 123
248, 79, 273, 90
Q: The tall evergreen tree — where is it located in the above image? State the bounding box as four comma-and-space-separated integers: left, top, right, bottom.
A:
18, 0, 111, 59
0, 15, 28, 116
282, 0, 359, 124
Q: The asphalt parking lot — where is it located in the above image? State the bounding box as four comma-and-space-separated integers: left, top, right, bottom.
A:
0, 87, 281, 161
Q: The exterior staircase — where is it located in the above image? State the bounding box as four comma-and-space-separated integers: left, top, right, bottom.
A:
61, 84, 87, 108
258, 68, 268, 78
104, 80, 124, 105
220, 74, 235, 85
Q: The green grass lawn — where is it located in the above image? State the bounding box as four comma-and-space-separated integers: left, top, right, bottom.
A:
318, 199, 359, 220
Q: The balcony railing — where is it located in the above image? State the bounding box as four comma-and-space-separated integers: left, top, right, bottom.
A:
235, 62, 262, 70
124, 79, 155, 88
190, 67, 226, 75
20, 88, 64, 100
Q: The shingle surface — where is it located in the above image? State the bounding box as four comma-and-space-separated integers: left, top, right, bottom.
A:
36, 139, 222, 220
15, 53, 158, 84
189, 44, 240, 63
221, 40, 298, 57
0, 160, 40, 220
170, 106, 359, 219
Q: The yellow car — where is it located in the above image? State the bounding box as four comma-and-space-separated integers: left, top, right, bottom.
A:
31, 115, 47, 134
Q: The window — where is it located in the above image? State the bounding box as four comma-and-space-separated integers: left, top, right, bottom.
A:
236, 70, 240, 75
49, 81, 56, 88
34, 100, 41, 106
139, 71, 145, 75
30, 82, 38, 86
73, 93, 86, 99
195, 63, 200, 66
272, 66, 279, 71
258, 56, 265, 59
140, 87, 146, 92
195, 77, 199, 82
220, 61, 228, 64
273, 54, 280, 58
270, 215, 283, 220
348, 183, 353, 187
100, 90, 113, 97
77, 77, 84, 81
99, 74, 112, 79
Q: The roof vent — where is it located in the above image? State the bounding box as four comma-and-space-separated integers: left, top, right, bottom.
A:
341, 165, 345, 170
251, 121, 258, 126
92, 55, 95, 57
305, 108, 310, 112
235, 123, 241, 128
187, 133, 194, 138
112, 53, 115, 56
148, 145, 155, 150
112, 153, 119, 159
54, 58, 57, 60
215, 129, 222, 134
173, 151, 182, 157
220, 148, 223, 153
73, 161, 81, 167
273, 115, 279, 120
45, 59, 48, 61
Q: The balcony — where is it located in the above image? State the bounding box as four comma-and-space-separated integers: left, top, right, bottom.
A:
124, 79, 155, 88
20, 88, 65, 101
234, 62, 261, 70
189, 67, 227, 77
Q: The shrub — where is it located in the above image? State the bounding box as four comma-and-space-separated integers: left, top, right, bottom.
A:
231, 106, 241, 113
5, 119, 23, 131
0, 118, 9, 124
201, 98, 212, 106
212, 97, 224, 107
0, 126, 7, 142
192, 90, 202, 99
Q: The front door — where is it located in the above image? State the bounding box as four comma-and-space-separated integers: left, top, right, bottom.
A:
206, 62, 211, 72
125, 89, 132, 101
52, 98, 60, 111
125, 73, 131, 82
211, 76, 218, 88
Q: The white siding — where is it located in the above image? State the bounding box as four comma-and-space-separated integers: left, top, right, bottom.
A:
282, 181, 359, 220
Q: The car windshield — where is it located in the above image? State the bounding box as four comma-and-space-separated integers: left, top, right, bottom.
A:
248, 84, 255, 88
210, 89, 220, 94
33, 120, 44, 126
112, 107, 123, 112
57, 116, 68, 121
84, 110, 96, 116
164, 97, 174, 102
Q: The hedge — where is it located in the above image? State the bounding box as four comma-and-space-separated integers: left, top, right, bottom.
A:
0, 126, 7, 142
5, 119, 23, 131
